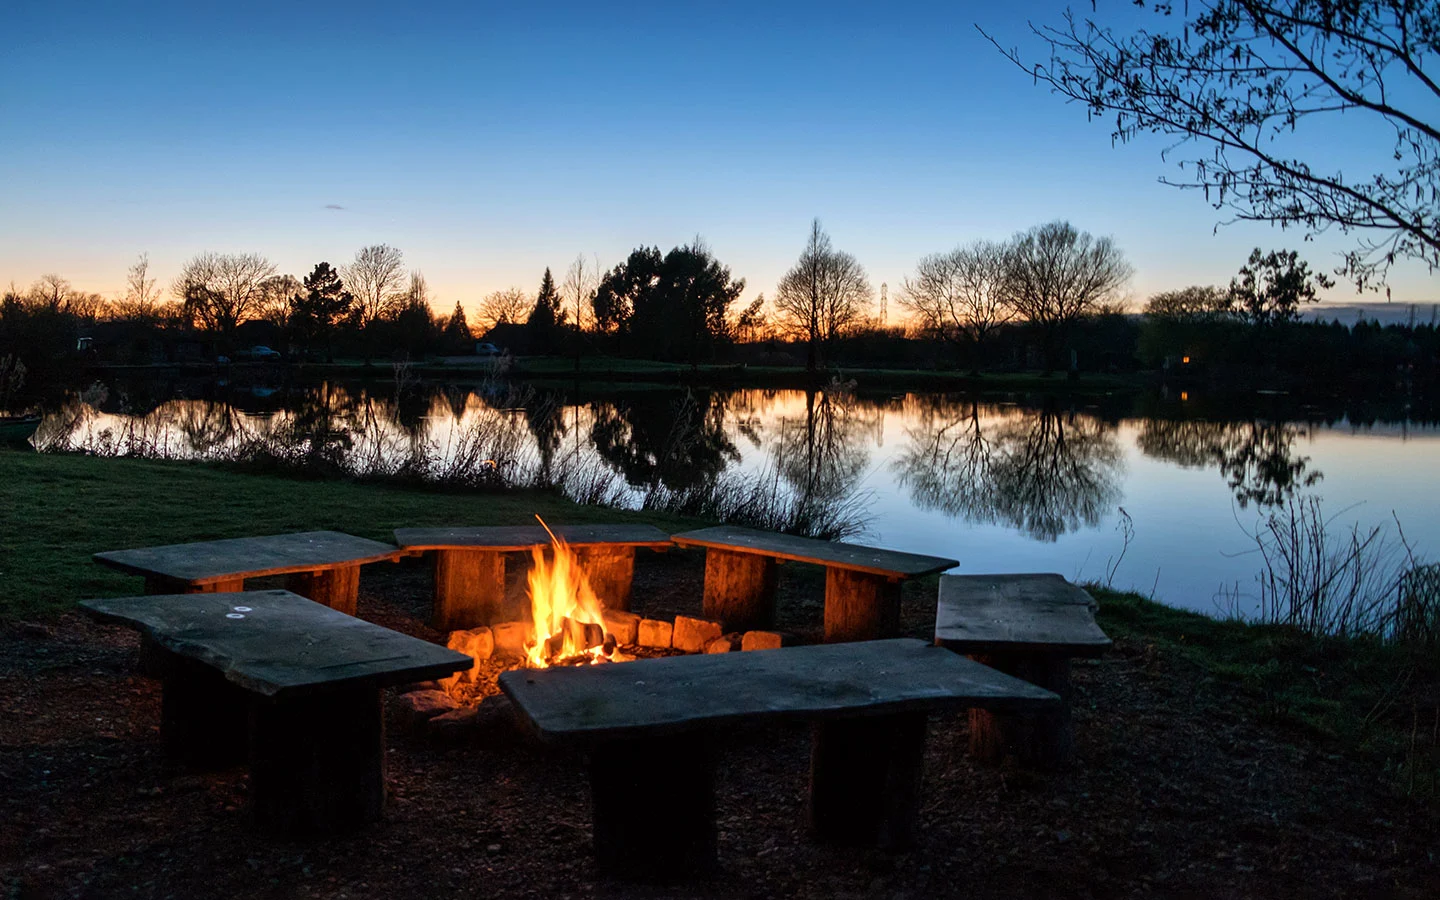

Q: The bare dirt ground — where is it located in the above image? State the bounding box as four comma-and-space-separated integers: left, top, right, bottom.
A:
2, 551, 1437, 899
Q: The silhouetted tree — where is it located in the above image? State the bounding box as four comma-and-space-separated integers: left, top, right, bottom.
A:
476, 287, 531, 332
592, 242, 745, 362
1005, 221, 1131, 374
289, 262, 354, 361
528, 267, 566, 352
774, 220, 873, 371
900, 240, 1015, 373
735, 294, 768, 343
113, 253, 163, 321
563, 254, 600, 335
1228, 248, 1335, 327
1137, 285, 1235, 365
442, 301, 472, 350
986, 1, 1440, 290
342, 244, 406, 327
173, 252, 278, 344
592, 247, 662, 335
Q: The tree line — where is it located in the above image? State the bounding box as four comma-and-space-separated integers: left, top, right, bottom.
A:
3, 220, 1436, 389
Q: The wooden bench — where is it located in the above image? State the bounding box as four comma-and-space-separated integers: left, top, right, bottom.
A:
93, 530, 403, 616
670, 526, 958, 641
392, 524, 673, 631
499, 638, 1056, 880
933, 573, 1111, 769
79, 589, 471, 836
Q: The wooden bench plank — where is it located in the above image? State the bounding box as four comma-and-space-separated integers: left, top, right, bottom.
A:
80, 589, 471, 697
503, 639, 1056, 871
80, 589, 471, 837
397, 524, 672, 628
934, 573, 1111, 655
671, 526, 958, 578
499, 638, 1056, 743
93, 531, 402, 586
393, 524, 673, 551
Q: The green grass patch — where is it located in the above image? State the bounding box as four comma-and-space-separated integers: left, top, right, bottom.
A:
0, 449, 700, 621
1091, 586, 1440, 773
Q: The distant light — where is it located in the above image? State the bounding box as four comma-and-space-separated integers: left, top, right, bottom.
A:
1180, 391, 1189, 402
1182, 356, 1191, 364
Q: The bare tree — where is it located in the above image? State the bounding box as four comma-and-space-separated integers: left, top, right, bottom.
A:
1005, 222, 1132, 373
476, 287, 532, 332
984, 1, 1440, 290
114, 253, 163, 320
342, 244, 406, 326
562, 254, 600, 334
403, 271, 431, 309
774, 219, 873, 371
257, 274, 302, 329
735, 294, 769, 343
24, 274, 95, 316
900, 240, 1015, 372
172, 252, 278, 340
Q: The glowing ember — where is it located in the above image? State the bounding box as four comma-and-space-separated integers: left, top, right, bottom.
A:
524, 516, 625, 667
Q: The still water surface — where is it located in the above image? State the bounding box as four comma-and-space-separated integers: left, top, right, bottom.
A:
34, 379, 1440, 618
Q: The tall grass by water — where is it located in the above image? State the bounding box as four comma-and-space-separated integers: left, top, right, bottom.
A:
1233, 495, 1437, 645
33, 376, 871, 540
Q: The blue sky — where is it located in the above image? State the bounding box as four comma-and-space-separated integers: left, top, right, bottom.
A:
2, 0, 1432, 312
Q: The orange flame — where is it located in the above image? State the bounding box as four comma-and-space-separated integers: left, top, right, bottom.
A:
524, 515, 610, 667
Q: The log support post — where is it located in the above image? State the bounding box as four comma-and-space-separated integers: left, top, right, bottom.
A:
809, 712, 928, 848
588, 732, 717, 881
701, 549, 778, 633
249, 686, 385, 837
823, 570, 902, 643
432, 549, 505, 631
575, 546, 637, 611
159, 649, 250, 770
966, 652, 1074, 770
285, 566, 361, 616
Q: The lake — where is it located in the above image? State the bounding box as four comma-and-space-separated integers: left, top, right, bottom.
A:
29, 374, 1440, 618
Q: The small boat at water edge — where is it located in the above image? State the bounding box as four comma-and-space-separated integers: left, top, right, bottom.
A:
0, 415, 41, 448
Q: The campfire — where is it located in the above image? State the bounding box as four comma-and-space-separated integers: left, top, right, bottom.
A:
523, 517, 630, 667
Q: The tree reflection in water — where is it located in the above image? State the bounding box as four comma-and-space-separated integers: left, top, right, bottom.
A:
895, 398, 1123, 541
590, 391, 738, 491
1137, 419, 1322, 508
769, 387, 877, 535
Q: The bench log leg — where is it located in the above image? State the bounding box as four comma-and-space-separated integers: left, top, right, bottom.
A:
575, 546, 637, 611
249, 686, 385, 837
823, 570, 902, 643
701, 549, 778, 632
809, 712, 927, 848
285, 565, 361, 616
432, 549, 505, 631
138, 577, 246, 676
159, 649, 250, 770
589, 732, 717, 880
967, 652, 1074, 770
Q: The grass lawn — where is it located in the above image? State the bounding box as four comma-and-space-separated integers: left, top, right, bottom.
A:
0, 448, 699, 620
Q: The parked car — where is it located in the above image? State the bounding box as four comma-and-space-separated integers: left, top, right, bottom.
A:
474, 342, 502, 357
235, 345, 282, 361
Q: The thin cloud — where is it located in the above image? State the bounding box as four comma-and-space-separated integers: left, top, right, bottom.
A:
323, 204, 345, 211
